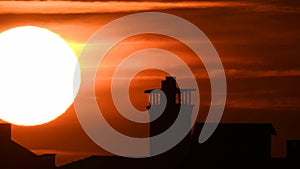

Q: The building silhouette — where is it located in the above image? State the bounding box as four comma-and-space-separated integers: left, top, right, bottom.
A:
0, 123, 56, 169
144, 76, 194, 166
144, 76, 195, 136
189, 123, 276, 168
59, 76, 299, 169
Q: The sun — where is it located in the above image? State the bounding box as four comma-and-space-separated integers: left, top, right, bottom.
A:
0, 26, 80, 126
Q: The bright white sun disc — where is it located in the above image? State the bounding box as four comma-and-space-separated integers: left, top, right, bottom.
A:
0, 26, 81, 126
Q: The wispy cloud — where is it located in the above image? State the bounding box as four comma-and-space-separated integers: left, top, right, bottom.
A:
0, 1, 298, 14
225, 69, 300, 79
227, 96, 300, 110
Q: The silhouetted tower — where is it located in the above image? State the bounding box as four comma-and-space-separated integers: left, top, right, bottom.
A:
145, 76, 195, 136
144, 76, 195, 164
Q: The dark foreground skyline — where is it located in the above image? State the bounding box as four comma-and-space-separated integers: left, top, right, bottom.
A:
1, 77, 300, 169
2, 121, 300, 168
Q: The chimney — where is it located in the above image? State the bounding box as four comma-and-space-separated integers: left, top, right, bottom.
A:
0, 123, 11, 141
287, 140, 300, 160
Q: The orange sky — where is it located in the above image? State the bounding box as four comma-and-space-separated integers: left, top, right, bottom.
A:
0, 0, 300, 166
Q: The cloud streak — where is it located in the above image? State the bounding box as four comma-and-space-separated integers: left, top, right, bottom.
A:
225, 69, 300, 79
0, 1, 299, 14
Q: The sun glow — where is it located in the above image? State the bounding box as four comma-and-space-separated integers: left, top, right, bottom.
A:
0, 26, 80, 126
